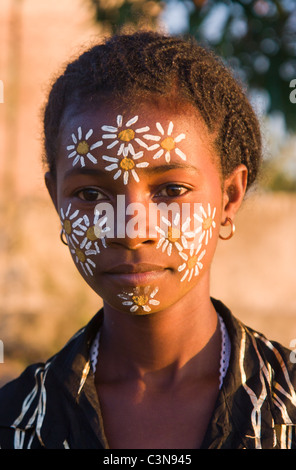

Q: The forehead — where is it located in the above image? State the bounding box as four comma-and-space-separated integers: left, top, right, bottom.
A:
57, 99, 218, 173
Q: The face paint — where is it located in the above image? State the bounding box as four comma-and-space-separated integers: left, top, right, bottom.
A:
118, 286, 160, 314
68, 237, 97, 277
60, 203, 87, 244
60, 203, 110, 276
178, 243, 206, 282
67, 127, 103, 167
102, 150, 149, 185
155, 212, 194, 256
101, 115, 150, 156
173, 203, 217, 282
79, 213, 108, 254
93, 211, 111, 247
143, 121, 186, 163
193, 203, 216, 246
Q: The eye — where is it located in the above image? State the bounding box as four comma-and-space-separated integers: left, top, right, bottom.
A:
155, 184, 190, 198
75, 188, 105, 202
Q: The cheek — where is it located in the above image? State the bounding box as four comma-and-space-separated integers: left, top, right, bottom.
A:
59, 202, 108, 278
168, 202, 218, 283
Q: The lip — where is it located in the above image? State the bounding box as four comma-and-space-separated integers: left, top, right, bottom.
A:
105, 263, 168, 285
106, 263, 166, 274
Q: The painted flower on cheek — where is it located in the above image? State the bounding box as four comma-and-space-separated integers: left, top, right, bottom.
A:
60, 203, 87, 244
101, 115, 150, 156
144, 121, 186, 163
60, 205, 111, 277
68, 237, 97, 277
194, 203, 216, 245
118, 286, 160, 313
178, 243, 206, 282
155, 213, 194, 256
102, 151, 149, 185
80, 212, 111, 251
67, 127, 103, 167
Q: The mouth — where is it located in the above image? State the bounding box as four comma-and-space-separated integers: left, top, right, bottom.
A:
106, 263, 166, 274
105, 263, 169, 285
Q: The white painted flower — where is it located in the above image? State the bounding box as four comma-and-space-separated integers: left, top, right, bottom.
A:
155, 213, 194, 256
143, 121, 186, 163
69, 237, 97, 277
60, 203, 87, 244
118, 286, 160, 313
93, 211, 111, 246
193, 203, 216, 245
101, 115, 150, 156
178, 243, 206, 282
67, 127, 103, 167
102, 151, 149, 185
79, 212, 110, 252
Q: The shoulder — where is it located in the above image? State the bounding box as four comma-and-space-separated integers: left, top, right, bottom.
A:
213, 298, 296, 381
0, 311, 103, 449
0, 361, 50, 448
237, 324, 296, 447
214, 298, 296, 447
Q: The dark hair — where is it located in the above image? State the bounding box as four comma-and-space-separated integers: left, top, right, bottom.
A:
43, 31, 262, 190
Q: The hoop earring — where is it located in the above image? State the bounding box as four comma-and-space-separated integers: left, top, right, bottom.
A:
219, 217, 235, 240
60, 228, 68, 246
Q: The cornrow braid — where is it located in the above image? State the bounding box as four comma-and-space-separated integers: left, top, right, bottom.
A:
43, 31, 262, 190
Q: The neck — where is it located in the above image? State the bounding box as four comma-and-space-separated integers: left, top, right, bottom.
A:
98, 282, 220, 384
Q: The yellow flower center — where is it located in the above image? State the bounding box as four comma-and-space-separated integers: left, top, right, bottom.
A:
76, 140, 89, 155
202, 217, 213, 231
75, 248, 86, 263
118, 128, 135, 142
86, 226, 97, 241
63, 219, 72, 235
120, 157, 135, 170
167, 226, 180, 243
132, 295, 148, 306
187, 254, 198, 270
160, 136, 175, 152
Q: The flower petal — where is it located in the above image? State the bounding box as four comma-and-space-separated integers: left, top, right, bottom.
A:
85, 129, 93, 140
101, 126, 118, 132
105, 164, 119, 171
126, 116, 138, 127
167, 121, 174, 136
175, 148, 186, 161
90, 140, 103, 150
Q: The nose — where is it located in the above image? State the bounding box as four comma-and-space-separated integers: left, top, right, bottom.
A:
105, 193, 158, 250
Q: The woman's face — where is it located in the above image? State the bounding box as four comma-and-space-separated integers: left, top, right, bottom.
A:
47, 99, 243, 315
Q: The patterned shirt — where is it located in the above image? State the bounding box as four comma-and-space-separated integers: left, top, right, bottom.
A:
0, 299, 296, 449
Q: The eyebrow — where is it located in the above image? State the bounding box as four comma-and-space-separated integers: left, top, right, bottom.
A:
64, 163, 200, 179
64, 168, 108, 179
144, 163, 200, 175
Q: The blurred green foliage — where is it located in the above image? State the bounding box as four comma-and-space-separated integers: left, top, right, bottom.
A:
189, 0, 296, 132
261, 156, 296, 191
89, 0, 296, 130
266, 171, 296, 191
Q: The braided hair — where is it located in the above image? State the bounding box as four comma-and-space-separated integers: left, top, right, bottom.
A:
43, 31, 262, 190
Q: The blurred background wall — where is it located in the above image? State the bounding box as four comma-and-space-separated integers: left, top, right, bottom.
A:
0, 0, 296, 385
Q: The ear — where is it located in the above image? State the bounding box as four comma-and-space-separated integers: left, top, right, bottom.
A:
45, 171, 59, 213
221, 164, 248, 222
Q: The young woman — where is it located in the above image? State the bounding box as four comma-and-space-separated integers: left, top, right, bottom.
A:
0, 31, 295, 449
